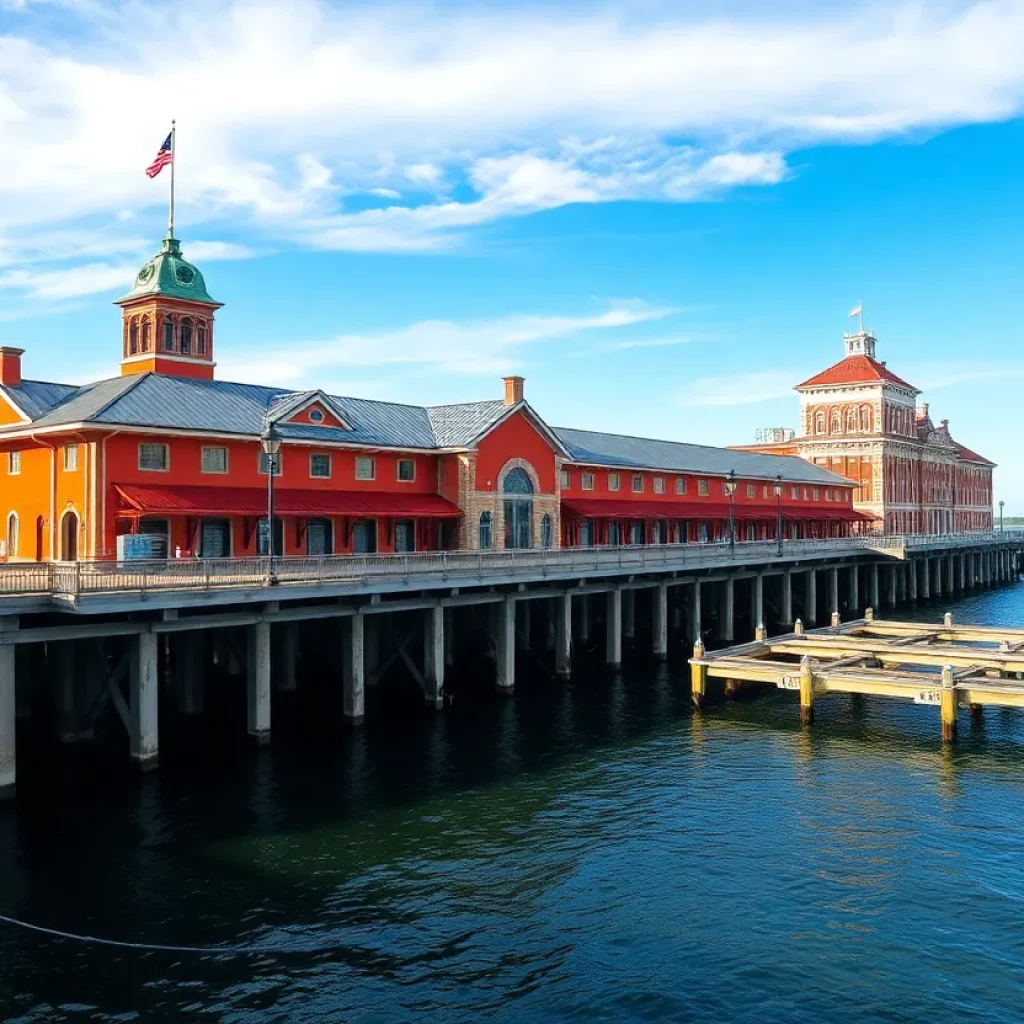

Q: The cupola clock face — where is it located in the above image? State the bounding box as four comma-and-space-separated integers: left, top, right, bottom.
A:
175, 264, 195, 285
137, 264, 155, 284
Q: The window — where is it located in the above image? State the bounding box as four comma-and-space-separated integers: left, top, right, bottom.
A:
397, 458, 415, 482
62, 445, 79, 471
581, 471, 595, 491
141, 317, 151, 353
631, 473, 644, 493
815, 411, 825, 435
138, 443, 167, 471
309, 408, 324, 424
746, 484, 755, 498
163, 319, 174, 352
479, 511, 493, 550
355, 457, 375, 481
196, 324, 207, 355
180, 320, 192, 355
560, 469, 570, 488
310, 453, 331, 478
812, 488, 819, 501
129, 319, 139, 355
540, 514, 553, 548
762, 485, 769, 499
653, 476, 665, 494
824, 489, 832, 501
698, 479, 709, 496
803, 488, 808, 500
675, 477, 686, 495
7, 451, 21, 475
608, 472, 620, 492
791, 486, 799, 499
5, 512, 17, 558
201, 446, 228, 474
257, 451, 282, 476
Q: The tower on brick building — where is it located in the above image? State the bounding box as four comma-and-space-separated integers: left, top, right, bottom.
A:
116, 233, 222, 380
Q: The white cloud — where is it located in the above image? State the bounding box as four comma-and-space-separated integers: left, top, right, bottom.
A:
2, 0, 1024, 269
218, 300, 675, 384
680, 370, 800, 407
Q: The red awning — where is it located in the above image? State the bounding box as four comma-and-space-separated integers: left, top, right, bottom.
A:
781, 507, 875, 522
564, 499, 785, 520
115, 484, 463, 518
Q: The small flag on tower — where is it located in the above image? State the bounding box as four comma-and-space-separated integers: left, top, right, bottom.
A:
848, 303, 862, 318
145, 132, 174, 179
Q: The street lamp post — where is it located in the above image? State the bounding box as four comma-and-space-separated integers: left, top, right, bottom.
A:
725, 469, 737, 554
999, 500, 1004, 532
774, 474, 784, 556
260, 421, 281, 585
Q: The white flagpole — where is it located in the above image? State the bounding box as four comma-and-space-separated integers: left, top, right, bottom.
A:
169, 119, 176, 237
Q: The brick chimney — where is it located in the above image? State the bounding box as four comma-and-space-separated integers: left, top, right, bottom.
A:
503, 375, 524, 407
0, 347, 24, 387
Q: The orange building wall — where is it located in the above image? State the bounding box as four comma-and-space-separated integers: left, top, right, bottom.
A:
0, 398, 27, 427
0, 444, 55, 560
474, 413, 557, 492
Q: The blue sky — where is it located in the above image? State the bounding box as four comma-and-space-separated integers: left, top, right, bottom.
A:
2, 0, 1024, 510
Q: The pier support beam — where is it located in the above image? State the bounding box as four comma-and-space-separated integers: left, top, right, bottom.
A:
555, 593, 572, 678
578, 594, 590, 646
781, 572, 793, 627
848, 565, 859, 614
909, 559, 918, 601
653, 582, 668, 660
423, 605, 444, 708
887, 566, 897, 608
941, 664, 957, 744
752, 573, 764, 638
720, 577, 735, 642
495, 596, 515, 693
691, 581, 702, 646
247, 621, 271, 745
175, 631, 205, 715
622, 590, 635, 641
934, 557, 943, 597
870, 564, 880, 612
130, 632, 159, 770
0, 617, 16, 801
343, 613, 365, 722
606, 589, 622, 670
799, 655, 814, 727
948, 554, 957, 593
805, 569, 817, 627
920, 558, 930, 600
829, 567, 839, 617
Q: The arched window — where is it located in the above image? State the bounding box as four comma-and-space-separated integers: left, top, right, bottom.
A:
831, 410, 842, 434
163, 318, 175, 352
478, 511, 492, 550
129, 318, 139, 355
860, 404, 872, 432
814, 411, 825, 435
196, 322, 207, 355
141, 316, 151, 353
180, 318, 193, 355
502, 467, 534, 548
540, 514, 553, 548
846, 407, 858, 433
5, 512, 18, 559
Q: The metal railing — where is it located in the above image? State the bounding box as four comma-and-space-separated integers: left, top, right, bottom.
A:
0, 530, 1018, 602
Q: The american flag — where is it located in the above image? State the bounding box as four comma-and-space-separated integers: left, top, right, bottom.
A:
145, 132, 173, 178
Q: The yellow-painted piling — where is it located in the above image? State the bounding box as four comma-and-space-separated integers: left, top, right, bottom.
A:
794, 618, 803, 635
755, 623, 766, 641
691, 640, 707, 710
941, 664, 957, 743
944, 612, 954, 628
830, 611, 841, 628
865, 607, 874, 622
799, 655, 814, 726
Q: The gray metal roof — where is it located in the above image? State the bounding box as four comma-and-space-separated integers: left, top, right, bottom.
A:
0, 379, 78, 419
554, 426, 852, 485
427, 400, 507, 447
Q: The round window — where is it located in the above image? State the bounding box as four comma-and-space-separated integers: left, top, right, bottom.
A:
309, 409, 324, 423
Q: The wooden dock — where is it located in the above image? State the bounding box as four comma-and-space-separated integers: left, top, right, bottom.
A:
689, 611, 1024, 742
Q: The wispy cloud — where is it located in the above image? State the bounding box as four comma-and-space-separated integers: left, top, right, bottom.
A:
680, 370, 800, 407
218, 300, 675, 385
3, 0, 1024, 273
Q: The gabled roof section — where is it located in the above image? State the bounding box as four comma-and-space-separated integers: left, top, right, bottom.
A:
27, 375, 147, 428
952, 440, 995, 466
555, 426, 853, 486
427, 400, 507, 447
435, 399, 572, 457
0, 378, 79, 422
797, 355, 918, 392
266, 390, 352, 430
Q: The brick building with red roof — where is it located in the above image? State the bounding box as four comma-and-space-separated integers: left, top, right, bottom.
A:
735, 328, 994, 534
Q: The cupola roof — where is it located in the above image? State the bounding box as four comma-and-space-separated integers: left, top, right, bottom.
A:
116, 233, 220, 307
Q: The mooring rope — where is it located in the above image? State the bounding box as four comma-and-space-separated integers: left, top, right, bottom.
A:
0, 913, 308, 955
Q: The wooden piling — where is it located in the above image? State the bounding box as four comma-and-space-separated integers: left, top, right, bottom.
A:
691, 640, 706, 710
940, 664, 957, 744
794, 618, 804, 635
799, 655, 814, 726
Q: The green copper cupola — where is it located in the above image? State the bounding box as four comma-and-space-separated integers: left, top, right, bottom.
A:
117, 232, 218, 305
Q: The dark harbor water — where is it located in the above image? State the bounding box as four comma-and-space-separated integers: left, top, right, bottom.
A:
3, 587, 1024, 1022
